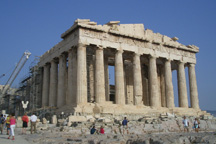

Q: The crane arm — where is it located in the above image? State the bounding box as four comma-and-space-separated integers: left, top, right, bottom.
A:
2, 50, 31, 95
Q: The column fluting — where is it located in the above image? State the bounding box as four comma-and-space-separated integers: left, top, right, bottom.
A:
42, 63, 50, 107
115, 50, 125, 105
67, 49, 77, 105
177, 62, 188, 108
57, 54, 67, 107
188, 63, 199, 109
95, 47, 106, 103
164, 59, 175, 108
149, 56, 159, 107
104, 56, 110, 101
76, 44, 87, 104
133, 53, 143, 105
49, 59, 58, 107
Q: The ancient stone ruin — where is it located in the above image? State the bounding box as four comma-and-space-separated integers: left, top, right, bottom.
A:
37, 19, 205, 116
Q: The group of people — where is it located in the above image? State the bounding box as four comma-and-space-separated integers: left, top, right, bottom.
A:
90, 117, 129, 135
90, 116, 200, 135
90, 126, 105, 134
0, 113, 38, 140
182, 116, 200, 132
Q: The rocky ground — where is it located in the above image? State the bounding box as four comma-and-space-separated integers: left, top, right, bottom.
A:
7, 113, 216, 143
20, 128, 216, 144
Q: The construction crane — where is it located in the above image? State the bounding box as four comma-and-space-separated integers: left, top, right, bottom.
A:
1, 50, 31, 95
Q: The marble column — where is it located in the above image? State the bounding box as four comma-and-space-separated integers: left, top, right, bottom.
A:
57, 54, 67, 107
115, 50, 125, 105
165, 59, 175, 108
160, 66, 166, 107
88, 55, 95, 102
42, 63, 50, 107
142, 65, 149, 106
133, 53, 143, 105
149, 56, 159, 107
76, 44, 87, 104
67, 49, 77, 105
177, 62, 188, 108
49, 59, 58, 107
188, 63, 199, 109
104, 56, 110, 101
95, 46, 106, 103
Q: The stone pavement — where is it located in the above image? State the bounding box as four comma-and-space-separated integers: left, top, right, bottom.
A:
0, 128, 32, 144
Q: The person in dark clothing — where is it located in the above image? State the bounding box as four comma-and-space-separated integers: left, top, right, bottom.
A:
0, 114, 5, 134
122, 117, 129, 134
90, 126, 96, 134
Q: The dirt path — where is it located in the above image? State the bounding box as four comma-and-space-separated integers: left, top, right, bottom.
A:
0, 127, 33, 144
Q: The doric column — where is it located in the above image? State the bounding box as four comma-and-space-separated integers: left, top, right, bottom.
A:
188, 63, 199, 109
104, 56, 110, 101
49, 59, 58, 107
95, 46, 106, 103
164, 59, 175, 108
67, 48, 77, 105
42, 63, 50, 107
57, 54, 67, 107
142, 65, 149, 106
133, 53, 143, 105
149, 55, 159, 107
76, 43, 87, 104
177, 62, 188, 108
160, 66, 166, 107
88, 55, 95, 102
115, 50, 125, 105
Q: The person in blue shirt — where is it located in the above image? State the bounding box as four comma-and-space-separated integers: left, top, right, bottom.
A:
122, 117, 129, 134
90, 126, 96, 134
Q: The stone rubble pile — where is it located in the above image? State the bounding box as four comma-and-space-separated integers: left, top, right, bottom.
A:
17, 113, 216, 143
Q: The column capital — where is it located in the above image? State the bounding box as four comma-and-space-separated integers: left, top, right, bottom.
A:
116, 49, 124, 54
44, 62, 51, 66
50, 57, 57, 63
149, 55, 157, 59
133, 53, 141, 57
59, 53, 66, 58
77, 43, 87, 48
97, 45, 104, 50
177, 60, 186, 64
188, 63, 196, 67
164, 58, 173, 62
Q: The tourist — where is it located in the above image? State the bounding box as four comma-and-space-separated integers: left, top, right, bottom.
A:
30, 113, 37, 134
182, 116, 189, 132
0, 114, 5, 134
22, 113, 29, 134
3, 115, 7, 130
6, 114, 11, 135
8, 113, 16, 140
90, 126, 96, 134
194, 118, 200, 132
122, 117, 129, 134
100, 126, 105, 134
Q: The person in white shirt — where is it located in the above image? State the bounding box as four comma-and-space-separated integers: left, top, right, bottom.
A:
182, 116, 189, 132
30, 113, 37, 134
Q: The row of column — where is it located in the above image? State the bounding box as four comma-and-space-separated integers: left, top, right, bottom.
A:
148, 56, 199, 109
41, 44, 199, 109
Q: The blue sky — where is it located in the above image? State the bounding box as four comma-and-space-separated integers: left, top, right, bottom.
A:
0, 1, 215, 110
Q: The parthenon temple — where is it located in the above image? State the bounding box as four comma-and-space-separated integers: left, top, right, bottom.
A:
38, 19, 202, 116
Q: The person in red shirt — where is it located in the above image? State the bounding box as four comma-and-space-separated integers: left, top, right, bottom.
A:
8, 113, 16, 140
100, 126, 105, 134
21, 113, 29, 134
